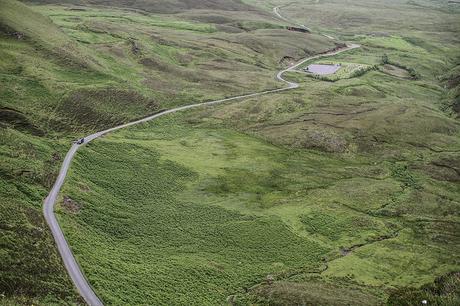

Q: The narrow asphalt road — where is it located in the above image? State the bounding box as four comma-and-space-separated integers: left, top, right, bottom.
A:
273, 5, 336, 40
273, 5, 311, 32
43, 22, 359, 306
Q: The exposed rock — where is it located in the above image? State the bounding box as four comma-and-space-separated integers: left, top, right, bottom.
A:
62, 196, 81, 213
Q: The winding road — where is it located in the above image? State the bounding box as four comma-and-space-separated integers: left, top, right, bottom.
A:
273, 5, 335, 40
273, 5, 311, 32
43, 9, 359, 306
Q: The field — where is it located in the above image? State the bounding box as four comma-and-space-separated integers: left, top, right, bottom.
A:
1, 0, 460, 304
58, 4, 460, 300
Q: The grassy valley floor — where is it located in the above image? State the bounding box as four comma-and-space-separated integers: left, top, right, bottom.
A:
59, 103, 459, 304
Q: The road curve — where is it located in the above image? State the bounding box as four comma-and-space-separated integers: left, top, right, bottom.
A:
273, 5, 336, 40
43, 41, 359, 306
273, 5, 311, 32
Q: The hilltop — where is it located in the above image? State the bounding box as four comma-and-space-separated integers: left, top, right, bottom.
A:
23, 0, 254, 13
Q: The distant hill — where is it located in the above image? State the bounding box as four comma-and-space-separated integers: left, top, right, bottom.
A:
21, 0, 255, 13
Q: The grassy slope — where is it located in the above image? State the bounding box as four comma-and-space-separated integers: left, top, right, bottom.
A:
0, 0, 335, 304
1, 0, 335, 131
0, 131, 81, 305
55, 0, 460, 305
388, 272, 460, 306
2, 0, 459, 305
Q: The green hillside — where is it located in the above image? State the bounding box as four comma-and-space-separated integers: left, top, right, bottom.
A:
0, 0, 334, 304
1, 0, 459, 305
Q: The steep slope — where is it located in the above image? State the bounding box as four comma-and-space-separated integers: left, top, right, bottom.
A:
0, 0, 99, 68
0, 2, 86, 304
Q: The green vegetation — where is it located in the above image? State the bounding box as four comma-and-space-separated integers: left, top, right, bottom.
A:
361, 36, 428, 54
441, 64, 460, 116
58, 121, 333, 304
380, 53, 420, 80
27, 0, 254, 14
0, 0, 334, 304
388, 272, 460, 306
59, 100, 459, 304
0, 130, 81, 305
1, 0, 460, 304
379, 64, 412, 79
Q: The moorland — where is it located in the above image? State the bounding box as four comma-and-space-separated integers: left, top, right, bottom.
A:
1, 0, 459, 305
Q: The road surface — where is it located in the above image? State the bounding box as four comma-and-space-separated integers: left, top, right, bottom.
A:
43, 18, 359, 306
273, 5, 311, 32
273, 5, 335, 40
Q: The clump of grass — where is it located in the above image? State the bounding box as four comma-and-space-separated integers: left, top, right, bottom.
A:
390, 163, 421, 190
